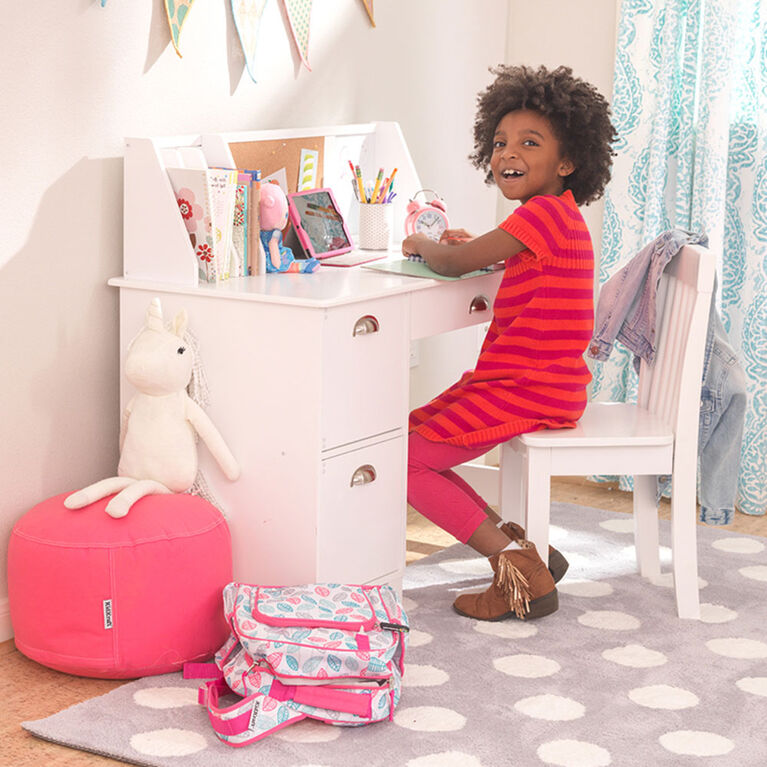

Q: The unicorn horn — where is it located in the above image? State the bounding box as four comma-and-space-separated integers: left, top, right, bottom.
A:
146, 298, 164, 331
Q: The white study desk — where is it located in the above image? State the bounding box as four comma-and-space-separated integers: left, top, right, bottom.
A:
116, 122, 502, 590
109, 259, 502, 590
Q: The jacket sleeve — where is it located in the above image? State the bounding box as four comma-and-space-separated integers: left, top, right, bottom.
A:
697, 354, 747, 525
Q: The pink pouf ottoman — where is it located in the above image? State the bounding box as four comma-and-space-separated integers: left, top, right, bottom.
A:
8, 492, 232, 679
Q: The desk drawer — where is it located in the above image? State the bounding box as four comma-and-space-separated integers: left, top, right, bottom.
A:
410, 271, 502, 340
318, 435, 406, 584
321, 296, 409, 449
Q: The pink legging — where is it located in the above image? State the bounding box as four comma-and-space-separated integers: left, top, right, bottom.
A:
407, 431, 497, 544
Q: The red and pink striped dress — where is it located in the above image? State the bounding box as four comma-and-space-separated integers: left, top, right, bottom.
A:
409, 189, 594, 448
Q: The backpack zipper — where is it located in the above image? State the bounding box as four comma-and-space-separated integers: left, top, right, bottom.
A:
378, 621, 410, 633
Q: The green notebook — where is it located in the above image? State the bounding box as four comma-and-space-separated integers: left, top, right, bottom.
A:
363, 258, 496, 281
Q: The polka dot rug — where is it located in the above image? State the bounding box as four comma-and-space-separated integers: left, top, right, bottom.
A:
23, 502, 767, 766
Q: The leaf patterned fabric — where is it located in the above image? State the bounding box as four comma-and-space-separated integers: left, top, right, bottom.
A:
595, 0, 766, 516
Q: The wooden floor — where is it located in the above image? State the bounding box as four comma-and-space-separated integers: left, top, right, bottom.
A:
4, 477, 766, 767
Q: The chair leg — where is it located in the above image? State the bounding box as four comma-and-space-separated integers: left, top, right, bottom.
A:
524, 446, 551, 559
670, 466, 701, 620
633, 475, 661, 579
499, 440, 526, 526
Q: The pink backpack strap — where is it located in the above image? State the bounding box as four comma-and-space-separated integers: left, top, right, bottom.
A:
270, 679, 373, 719
198, 678, 306, 744
199, 678, 256, 737
197, 676, 375, 742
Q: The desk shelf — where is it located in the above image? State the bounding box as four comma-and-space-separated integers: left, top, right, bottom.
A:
123, 122, 420, 287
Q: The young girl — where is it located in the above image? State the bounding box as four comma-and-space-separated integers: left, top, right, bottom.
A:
403, 64, 616, 622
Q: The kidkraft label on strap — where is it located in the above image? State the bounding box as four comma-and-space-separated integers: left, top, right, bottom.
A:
248, 698, 261, 730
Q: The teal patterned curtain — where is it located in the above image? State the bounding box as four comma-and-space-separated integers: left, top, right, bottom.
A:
593, 0, 766, 516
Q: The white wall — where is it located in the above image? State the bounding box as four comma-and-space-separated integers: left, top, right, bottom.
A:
0, 0, 507, 639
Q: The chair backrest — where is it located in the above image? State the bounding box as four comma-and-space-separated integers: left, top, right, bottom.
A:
637, 243, 715, 449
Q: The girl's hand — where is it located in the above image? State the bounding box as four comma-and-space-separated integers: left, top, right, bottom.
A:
440, 228, 474, 245
402, 233, 430, 258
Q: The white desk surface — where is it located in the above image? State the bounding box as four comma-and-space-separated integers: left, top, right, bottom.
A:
109, 252, 495, 309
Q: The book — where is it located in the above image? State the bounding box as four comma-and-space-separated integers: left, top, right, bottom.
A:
363, 258, 503, 281
243, 169, 263, 275
207, 169, 239, 280
166, 167, 219, 283
231, 172, 252, 278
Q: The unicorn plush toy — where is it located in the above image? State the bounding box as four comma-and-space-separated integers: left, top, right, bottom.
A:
65, 298, 240, 518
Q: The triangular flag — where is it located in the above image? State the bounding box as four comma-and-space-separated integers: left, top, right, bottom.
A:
281, 0, 312, 72
231, 0, 269, 83
165, 0, 197, 58
360, 0, 375, 27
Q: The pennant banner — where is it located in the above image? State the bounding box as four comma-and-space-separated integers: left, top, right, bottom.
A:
281, 0, 312, 71
165, 0, 197, 58
360, 0, 375, 26
231, 0, 269, 83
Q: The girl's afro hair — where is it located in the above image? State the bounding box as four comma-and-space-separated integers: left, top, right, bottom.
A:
470, 64, 618, 205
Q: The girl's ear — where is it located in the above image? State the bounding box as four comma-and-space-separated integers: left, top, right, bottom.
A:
559, 158, 575, 177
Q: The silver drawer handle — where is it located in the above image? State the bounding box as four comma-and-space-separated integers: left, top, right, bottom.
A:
353, 315, 380, 336
350, 464, 377, 487
469, 294, 490, 314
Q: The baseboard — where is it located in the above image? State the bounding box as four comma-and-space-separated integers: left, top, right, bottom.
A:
454, 461, 500, 506
0, 597, 12, 642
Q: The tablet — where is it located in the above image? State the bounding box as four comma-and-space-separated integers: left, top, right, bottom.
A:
287, 188, 354, 260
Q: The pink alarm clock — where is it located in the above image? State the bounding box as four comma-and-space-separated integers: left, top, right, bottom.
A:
404, 189, 450, 241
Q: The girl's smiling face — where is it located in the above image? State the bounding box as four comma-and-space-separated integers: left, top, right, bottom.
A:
490, 110, 575, 203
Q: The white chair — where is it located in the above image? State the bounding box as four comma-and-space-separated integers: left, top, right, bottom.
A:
499, 243, 715, 619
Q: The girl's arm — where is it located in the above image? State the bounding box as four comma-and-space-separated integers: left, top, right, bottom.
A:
402, 228, 526, 277
440, 228, 474, 244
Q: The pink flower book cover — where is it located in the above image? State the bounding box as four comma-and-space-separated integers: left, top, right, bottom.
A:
167, 167, 219, 283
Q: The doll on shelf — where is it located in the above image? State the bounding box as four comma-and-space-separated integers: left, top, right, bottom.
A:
259, 182, 320, 273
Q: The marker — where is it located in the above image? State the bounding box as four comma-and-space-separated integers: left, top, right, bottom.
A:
370, 167, 384, 205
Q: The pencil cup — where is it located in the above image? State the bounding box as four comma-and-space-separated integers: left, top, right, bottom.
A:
358, 203, 394, 250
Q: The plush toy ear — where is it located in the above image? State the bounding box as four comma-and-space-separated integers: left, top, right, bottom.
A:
147, 298, 164, 331
172, 309, 188, 338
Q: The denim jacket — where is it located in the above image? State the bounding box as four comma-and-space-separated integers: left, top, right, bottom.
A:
588, 230, 746, 525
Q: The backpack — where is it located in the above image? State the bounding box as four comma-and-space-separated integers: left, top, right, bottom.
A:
188, 581, 409, 746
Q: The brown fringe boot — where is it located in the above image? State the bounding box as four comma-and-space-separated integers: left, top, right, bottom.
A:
501, 522, 569, 584
453, 541, 558, 621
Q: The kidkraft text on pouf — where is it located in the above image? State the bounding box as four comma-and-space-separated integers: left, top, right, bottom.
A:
8, 492, 232, 679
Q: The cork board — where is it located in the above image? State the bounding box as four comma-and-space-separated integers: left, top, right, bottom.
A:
228, 137, 324, 193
